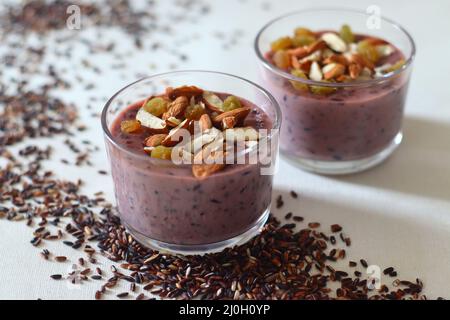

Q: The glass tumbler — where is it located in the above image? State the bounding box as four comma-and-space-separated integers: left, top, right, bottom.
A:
255, 8, 416, 174
101, 71, 281, 254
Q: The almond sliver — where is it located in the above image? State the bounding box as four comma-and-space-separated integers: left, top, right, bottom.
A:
321, 33, 347, 53
136, 108, 166, 132
202, 91, 224, 113
309, 61, 323, 81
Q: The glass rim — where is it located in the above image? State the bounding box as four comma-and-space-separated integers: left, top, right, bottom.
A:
101, 70, 282, 164
254, 7, 417, 88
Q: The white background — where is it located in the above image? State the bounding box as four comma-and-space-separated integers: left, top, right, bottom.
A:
0, 0, 449, 299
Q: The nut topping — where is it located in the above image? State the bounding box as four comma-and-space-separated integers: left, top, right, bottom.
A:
348, 63, 362, 79
166, 85, 203, 99
136, 108, 167, 133
145, 134, 168, 147
322, 63, 346, 80
161, 118, 191, 147
321, 33, 347, 53
199, 113, 212, 132
309, 61, 323, 81
163, 96, 188, 119
212, 107, 251, 125
121, 86, 264, 178
221, 116, 236, 130
268, 24, 404, 94
192, 149, 228, 179
202, 91, 224, 113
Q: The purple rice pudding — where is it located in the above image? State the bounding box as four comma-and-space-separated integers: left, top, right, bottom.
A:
105, 85, 275, 250
256, 21, 414, 172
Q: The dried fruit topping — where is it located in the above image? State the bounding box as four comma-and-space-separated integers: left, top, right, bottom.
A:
339, 24, 354, 44
151, 145, 172, 160
184, 103, 206, 120
294, 27, 315, 37
223, 95, 242, 112
267, 24, 404, 94
271, 36, 293, 51
273, 50, 291, 69
120, 120, 142, 134
143, 97, 168, 117
290, 69, 309, 91
357, 39, 379, 63
309, 83, 337, 96
293, 34, 316, 47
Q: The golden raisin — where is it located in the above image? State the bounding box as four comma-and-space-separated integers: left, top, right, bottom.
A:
310, 83, 337, 96
143, 97, 168, 117
223, 96, 242, 112
151, 145, 172, 160
357, 40, 379, 63
273, 50, 291, 69
294, 27, 314, 37
184, 104, 205, 120
292, 34, 316, 47
290, 69, 309, 91
271, 36, 293, 51
120, 120, 141, 134
340, 24, 355, 44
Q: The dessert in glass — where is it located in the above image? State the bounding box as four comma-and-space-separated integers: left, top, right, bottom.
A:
101, 71, 280, 254
255, 8, 416, 174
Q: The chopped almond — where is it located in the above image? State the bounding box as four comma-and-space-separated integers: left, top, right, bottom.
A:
323, 63, 346, 80
166, 86, 204, 100
199, 113, 212, 132
348, 63, 362, 79
145, 134, 168, 147
291, 55, 301, 69
135, 108, 167, 133
166, 117, 181, 127
309, 61, 323, 81
323, 54, 348, 66
192, 150, 227, 179
286, 46, 309, 59
213, 107, 251, 126
163, 96, 189, 119
222, 116, 237, 130
202, 91, 224, 113
307, 40, 327, 54
321, 33, 347, 53
161, 119, 191, 147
